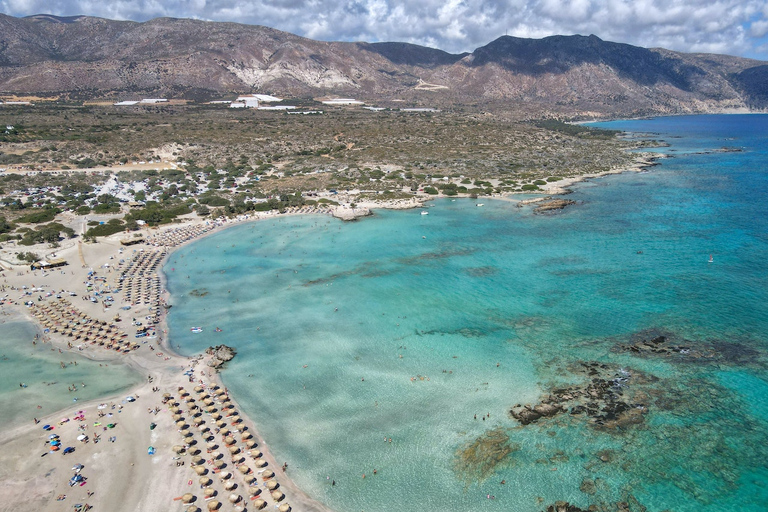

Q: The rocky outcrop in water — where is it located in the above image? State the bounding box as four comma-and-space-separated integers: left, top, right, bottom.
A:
615, 328, 762, 367
206, 344, 236, 369
534, 199, 576, 213
542, 501, 591, 512
510, 362, 648, 430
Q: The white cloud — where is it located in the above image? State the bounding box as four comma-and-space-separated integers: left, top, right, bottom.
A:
1, 0, 767, 58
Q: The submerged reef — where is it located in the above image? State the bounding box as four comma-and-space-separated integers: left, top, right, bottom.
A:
510, 362, 649, 430
614, 328, 764, 368
454, 428, 520, 485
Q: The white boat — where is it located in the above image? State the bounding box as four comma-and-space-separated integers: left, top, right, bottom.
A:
190, 327, 203, 333
421, 211, 429, 215
476, 203, 484, 207
708, 254, 713, 263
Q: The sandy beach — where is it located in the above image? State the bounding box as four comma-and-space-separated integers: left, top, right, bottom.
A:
0, 218, 334, 512
0, 151, 657, 512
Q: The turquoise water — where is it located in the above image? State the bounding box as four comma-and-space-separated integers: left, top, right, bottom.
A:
0, 318, 142, 428
166, 114, 768, 512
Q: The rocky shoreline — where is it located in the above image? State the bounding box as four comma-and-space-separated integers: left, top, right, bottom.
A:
205, 344, 237, 369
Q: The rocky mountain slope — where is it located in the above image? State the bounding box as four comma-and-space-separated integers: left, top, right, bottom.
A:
0, 14, 766, 115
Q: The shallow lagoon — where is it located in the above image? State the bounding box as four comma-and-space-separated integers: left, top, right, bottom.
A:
0, 318, 142, 429
166, 115, 768, 511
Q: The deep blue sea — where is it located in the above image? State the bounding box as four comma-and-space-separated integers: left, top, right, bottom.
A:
165, 114, 768, 512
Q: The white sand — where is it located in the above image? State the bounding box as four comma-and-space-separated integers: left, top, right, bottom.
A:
0, 221, 333, 512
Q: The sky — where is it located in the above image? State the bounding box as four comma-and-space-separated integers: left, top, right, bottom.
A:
2, 0, 768, 59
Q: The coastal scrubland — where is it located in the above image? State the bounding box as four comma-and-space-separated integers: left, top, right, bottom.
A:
0, 102, 654, 253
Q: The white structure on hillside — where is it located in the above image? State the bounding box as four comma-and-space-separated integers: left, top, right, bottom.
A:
114, 101, 139, 106
139, 98, 168, 104
251, 94, 282, 102
235, 96, 260, 108
258, 105, 296, 110
322, 98, 364, 105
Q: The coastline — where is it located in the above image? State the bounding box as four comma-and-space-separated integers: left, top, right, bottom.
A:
0, 219, 335, 512
0, 149, 659, 512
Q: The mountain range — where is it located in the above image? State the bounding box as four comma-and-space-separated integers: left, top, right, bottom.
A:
1, 13, 766, 116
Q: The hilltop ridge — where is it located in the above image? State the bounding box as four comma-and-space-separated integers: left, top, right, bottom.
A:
0, 14, 766, 115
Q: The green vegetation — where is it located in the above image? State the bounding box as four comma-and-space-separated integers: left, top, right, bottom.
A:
85, 218, 127, 238
16, 207, 59, 224
533, 119, 620, 139
17, 251, 40, 263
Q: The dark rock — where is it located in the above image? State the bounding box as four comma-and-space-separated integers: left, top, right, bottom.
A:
579, 478, 597, 495
205, 344, 237, 369
534, 199, 576, 214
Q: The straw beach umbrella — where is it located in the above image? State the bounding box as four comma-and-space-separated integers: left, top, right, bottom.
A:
186, 506, 199, 512
261, 470, 275, 479
266, 480, 279, 490
206, 500, 220, 510
278, 504, 291, 512
247, 486, 260, 496
241, 432, 253, 440
271, 490, 284, 501
253, 458, 267, 467
249, 450, 262, 458
237, 465, 250, 475
228, 446, 240, 455
245, 440, 257, 448
252, 499, 266, 510
172, 445, 185, 454
181, 493, 195, 503
199, 477, 212, 487
203, 488, 215, 498
194, 466, 207, 475
191, 456, 203, 465
224, 481, 236, 491
224, 436, 235, 445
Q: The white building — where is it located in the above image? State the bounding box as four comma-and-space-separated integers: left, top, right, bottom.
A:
114, 101, 139, 106
139, 98, 168, 104
321, 98, 364, 105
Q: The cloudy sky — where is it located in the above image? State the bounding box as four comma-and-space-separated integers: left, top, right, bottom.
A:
2, 0, 768, 59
